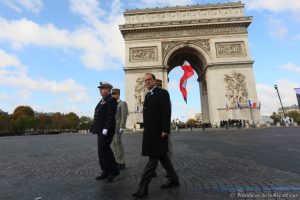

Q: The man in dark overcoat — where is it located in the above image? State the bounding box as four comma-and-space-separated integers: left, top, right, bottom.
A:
132, 73, 179, 198
92, 82, 119, 183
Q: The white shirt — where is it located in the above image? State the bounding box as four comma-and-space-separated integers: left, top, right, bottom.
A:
148, 86, 157, 94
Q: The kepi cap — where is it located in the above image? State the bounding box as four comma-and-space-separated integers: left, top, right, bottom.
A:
112, 88, 120, 94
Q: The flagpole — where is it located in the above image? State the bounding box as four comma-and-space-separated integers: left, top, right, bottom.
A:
274, 84, 286, 117
226, 104, 229, 129
294, 88, 300, 110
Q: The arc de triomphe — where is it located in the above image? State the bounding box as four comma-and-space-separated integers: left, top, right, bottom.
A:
119, 2, 261, 129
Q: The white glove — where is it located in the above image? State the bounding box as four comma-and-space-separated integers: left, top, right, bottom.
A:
119, 128, 125, 134
102, 129, 108, 135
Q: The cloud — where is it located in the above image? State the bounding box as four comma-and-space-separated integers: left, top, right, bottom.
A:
168, 80, 178, 91
0, 18, 70, 47
267, 17, 288, 39
256, 79, 299, 115
0, 93, 10, 101
244, 0, 300, 13
129, 0, 300, 12
279, 63, 300, 74
31, 102, 94, 117
293, 34, 300, 40
15, 89, 32, 99
0, 0, 125, 71
69, 0, 125, 70
0, 49, 21, 66
1, 0, 43, 14
0, 49, 89, 103
9, 103, 94, 117
172, 101, 199, 121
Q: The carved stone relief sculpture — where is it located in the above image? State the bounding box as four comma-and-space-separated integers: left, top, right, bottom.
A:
130, 46, 157, 62
134, 77, 147, 112
216, 41, 246, 58
224, 71, 248, 105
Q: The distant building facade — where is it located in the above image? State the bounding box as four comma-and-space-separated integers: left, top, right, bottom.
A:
194, 113, 202, 122
278, 104, 300, 114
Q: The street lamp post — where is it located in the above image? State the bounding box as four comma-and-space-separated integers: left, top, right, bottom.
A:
274, 84, 286, 117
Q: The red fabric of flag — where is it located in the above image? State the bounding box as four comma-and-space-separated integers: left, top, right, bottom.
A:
179, 61, 194, 103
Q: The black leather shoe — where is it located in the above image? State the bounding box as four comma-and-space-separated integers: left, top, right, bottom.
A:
106, 171, 120, 183
95, 172, 109, 180
118, 164, 126, 171
161, 180, 180, 188
132, 187, 148, 198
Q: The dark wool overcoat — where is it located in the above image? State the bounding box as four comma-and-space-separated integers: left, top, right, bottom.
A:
142, 87, 171, 156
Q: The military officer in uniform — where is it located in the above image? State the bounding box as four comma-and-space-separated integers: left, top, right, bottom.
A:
111, 88, 128, 170
132, 73, 179, 198
92, 82, 119, 182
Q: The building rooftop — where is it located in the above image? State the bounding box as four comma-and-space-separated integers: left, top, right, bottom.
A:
278, 104, 300, 113
125, 1, 244, 14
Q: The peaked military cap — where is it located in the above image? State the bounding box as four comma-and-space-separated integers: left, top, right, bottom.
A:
97, 82, 113, 89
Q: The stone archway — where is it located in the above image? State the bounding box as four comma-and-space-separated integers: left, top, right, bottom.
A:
119, 2, 262, 129
164, 43, 210, 123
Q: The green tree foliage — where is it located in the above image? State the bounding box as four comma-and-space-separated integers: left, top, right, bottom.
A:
8, 106, 36, 134
0, 106, 86, 136
50, 112, 64, 129
270, 112, 281, 124
270, 111, 300, 124
12, 106, 34, 119
37, 114, 52, 130
11, 115, 38, 134
186, 118, 197, 127
79, 116, 93, 130
286, 111, 300, 124
64, 112, 80, 129
0, 115, 10, 132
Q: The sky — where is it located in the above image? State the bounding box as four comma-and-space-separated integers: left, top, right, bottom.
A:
0, 0, 299, 121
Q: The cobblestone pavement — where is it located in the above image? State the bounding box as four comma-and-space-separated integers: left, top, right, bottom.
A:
1, 127, 300, 200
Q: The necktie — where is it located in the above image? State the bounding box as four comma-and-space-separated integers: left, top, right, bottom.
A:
146, 92, 151, 101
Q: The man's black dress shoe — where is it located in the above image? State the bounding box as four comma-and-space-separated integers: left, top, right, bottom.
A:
132, 187, 148, 198
95, 172, 109, 180
106, 171, 120, 183
161, 180, 180, 188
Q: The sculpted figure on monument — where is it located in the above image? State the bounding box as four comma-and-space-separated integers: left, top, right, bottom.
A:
224, 71, 248, 105
134, 77, 147, 112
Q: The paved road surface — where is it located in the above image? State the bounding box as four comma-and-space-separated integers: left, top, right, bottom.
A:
1, 127, 300, 200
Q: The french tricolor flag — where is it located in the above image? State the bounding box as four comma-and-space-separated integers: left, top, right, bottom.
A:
237, 101, 242, 109
248, 100, 252, 107
248, 100, 257, 108
179, 61, 194, 103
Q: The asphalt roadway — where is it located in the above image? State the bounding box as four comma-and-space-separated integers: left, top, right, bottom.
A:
1, 127, 300, 200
